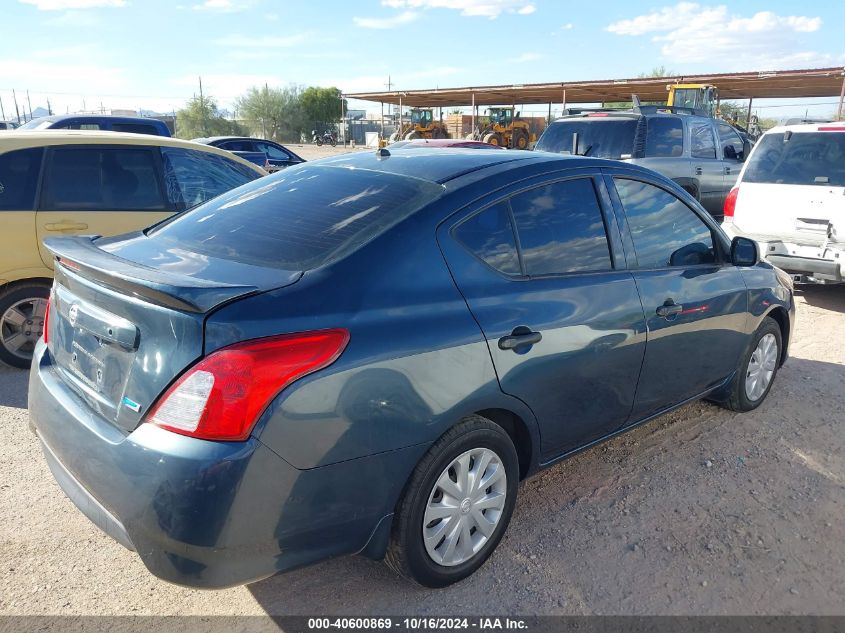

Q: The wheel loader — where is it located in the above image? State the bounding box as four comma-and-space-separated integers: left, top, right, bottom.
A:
479, 107, 534, 149
666, 84, 719, 117
389, 108, 450, 142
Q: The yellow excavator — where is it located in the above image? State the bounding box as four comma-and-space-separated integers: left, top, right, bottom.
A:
666, 84, 719, 117
389, 108, 450, 142
480, 107, 534, 149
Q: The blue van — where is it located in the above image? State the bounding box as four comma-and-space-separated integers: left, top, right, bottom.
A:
21, 115, 171, 137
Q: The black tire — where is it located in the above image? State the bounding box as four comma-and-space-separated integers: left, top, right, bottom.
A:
718, 317, 782, 412
330, 139, 337, 147
385, 415, 519, 587
315, 138, 322, 146
0, 281, 51, 369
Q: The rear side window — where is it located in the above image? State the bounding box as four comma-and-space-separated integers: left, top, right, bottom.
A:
40, 146, 167, 211
690, 121, 717, 159
160, 147, 261, 210
220, 140, 256, 152
614, 178, 716, 268
744, 131, 845, 187
645, 118, 684, 157
454, 203, 520, 275
255, 141, 292, 160
112, 123, 160, 135
0, 148, 43, 211
510, 178, 612, 275
535, 119, 638, 159
148, 165, 444, 270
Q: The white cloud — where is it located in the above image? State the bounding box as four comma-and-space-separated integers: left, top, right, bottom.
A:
606, 3, 825, 68
381, 0, 536, 19
352, 11, 419, 29
192, 0, 254, 12
215, 33, 311, 48
511, 52, 542, 63
562, 22, 573, 29
18, 0, 123, 9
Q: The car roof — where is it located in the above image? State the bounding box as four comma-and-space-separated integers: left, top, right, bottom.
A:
195, 136, 274, 144
0, 130, 265, 173
27, 114, 164, 124
761, 122, 845, 135
310, 148, 624, 185
402, 138, 496, 147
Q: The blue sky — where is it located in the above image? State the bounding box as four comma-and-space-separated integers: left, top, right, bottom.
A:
1, 0, 843, 120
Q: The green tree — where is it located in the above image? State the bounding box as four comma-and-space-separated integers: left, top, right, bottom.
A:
236, 84, 306, 142
300, 86, 346, 127
175, 95, 243, 139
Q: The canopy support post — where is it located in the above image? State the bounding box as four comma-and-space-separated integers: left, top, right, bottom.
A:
837, 71, 845, 121
562, 89, 567, 114
746, 98, 753, 127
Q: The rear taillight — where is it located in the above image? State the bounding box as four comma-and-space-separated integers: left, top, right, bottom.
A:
146, 329, 349, 441
42, 299, 51, 345
723, 186, 739, 222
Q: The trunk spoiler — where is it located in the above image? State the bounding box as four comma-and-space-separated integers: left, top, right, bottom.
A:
45, 236, 261, 313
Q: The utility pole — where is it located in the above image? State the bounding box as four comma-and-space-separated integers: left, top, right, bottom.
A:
0, 96, 5, 121
198, 76, 207, 136
12, 90, 20, 124
47, 97, 52, 116
26, 90, 33, 122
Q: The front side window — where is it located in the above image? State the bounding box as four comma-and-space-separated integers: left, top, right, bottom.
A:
454, 203, 520, 275
160, 147, 261, 210
510, 178, 612, 276
690, 121, 717, 159
718, 123, 745, 160
0, 148, 43, 211
40, 146, 167, 211
645, 117, 684, 157
614, 178, 716, 268
255, 141, 291, 160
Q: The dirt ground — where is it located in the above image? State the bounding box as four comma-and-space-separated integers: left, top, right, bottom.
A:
0, 272, 843, 615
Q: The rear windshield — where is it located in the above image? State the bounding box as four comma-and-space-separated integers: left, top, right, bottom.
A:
744, 131, 845, 187
147, 164, 443, 270
535, 119, 638, 159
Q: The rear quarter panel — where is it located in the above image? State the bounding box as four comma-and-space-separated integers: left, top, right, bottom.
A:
0, 211, 46, 283
204, 193, 541, 471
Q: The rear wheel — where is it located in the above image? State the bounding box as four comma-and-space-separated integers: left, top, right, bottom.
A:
0, 282, 50, 369
718, 317, 782, 412
513, 130, 528, 150
385, 415, 518, 587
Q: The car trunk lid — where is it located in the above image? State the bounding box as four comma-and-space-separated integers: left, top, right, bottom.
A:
44, 234, 302, 434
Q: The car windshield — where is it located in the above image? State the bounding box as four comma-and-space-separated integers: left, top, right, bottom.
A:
535, 119, 638, 159
147, 164, 444, 271
744, 130, 845, 187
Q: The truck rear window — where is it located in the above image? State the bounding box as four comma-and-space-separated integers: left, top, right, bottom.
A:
535, 119, 638, 159
147, 165, 443, 270
744, 131, 845, 187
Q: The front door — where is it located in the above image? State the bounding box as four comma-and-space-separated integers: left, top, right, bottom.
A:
35, 145, 173, 269
438, 173, 647, 461
607, 174, 748, 421
689, 119, 724, 216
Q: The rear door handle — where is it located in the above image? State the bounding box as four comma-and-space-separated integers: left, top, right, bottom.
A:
44, 221, 89, 232
694, 166, 703, 175
724, 166, 731, 175
656, 300, 683, 318
498, 326, 542, 352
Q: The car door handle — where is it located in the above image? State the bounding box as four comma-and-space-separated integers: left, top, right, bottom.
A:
694, 166, 703, 175
656, 300, 683, 318
498, 327, 542, 351
724, 166, 731, 174
44, 221, 89, 232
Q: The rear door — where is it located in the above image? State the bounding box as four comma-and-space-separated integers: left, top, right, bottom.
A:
0, 147, 44, 276
605, 172, 748, 420
689, 119, 724, 216
438, 171, 647, 460
35, 145, 174, 269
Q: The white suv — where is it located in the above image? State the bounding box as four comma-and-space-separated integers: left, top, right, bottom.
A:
721, 122, 845, 283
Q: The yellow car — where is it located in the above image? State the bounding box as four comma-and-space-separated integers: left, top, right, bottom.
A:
0, 130, 266, 367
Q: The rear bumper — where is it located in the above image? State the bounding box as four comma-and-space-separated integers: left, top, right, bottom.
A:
29, 341, 421, 588
765, 255, 842, 281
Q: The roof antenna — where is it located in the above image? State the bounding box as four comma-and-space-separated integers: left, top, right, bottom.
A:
376, 147, 391, 158
632, 94, 642, 113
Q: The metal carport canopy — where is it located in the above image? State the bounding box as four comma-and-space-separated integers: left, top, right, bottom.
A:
346, 67, 845, 107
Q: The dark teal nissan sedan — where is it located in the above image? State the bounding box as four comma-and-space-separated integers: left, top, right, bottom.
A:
28, 149, 794, 589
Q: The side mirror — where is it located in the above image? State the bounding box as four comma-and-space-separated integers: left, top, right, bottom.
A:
731, 236, 758, 267
741, 139, 752, 162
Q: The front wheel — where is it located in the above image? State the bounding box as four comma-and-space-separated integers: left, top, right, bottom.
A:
0, 282, 51, 369
385, 415, 519, 587
718, 317, 782, 412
